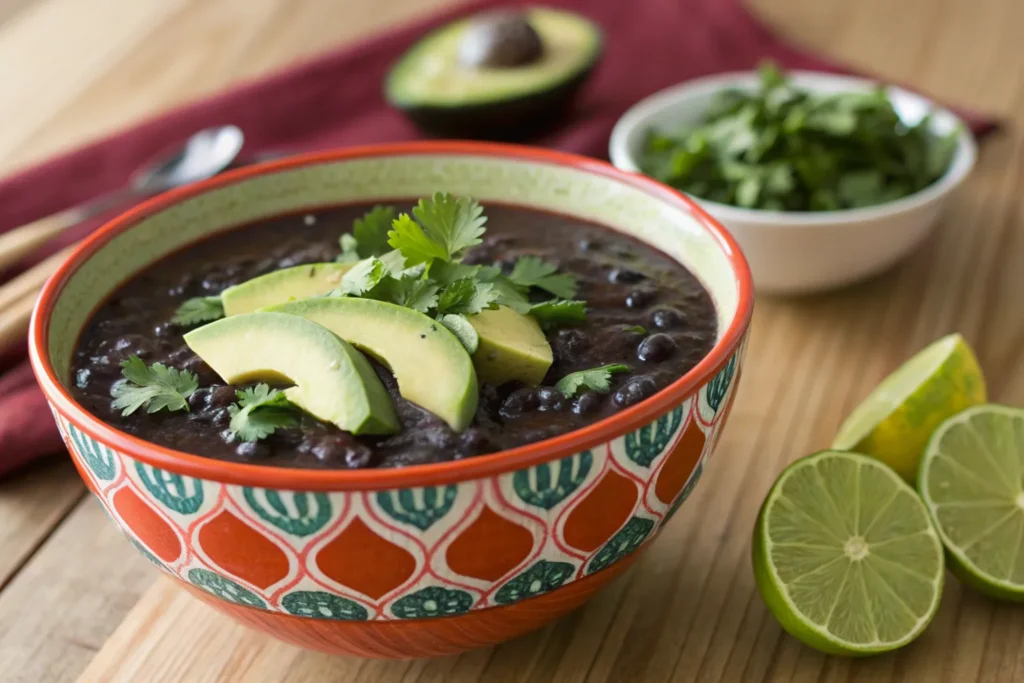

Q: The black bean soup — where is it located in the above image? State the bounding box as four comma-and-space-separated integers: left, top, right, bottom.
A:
71, 204, 717, 469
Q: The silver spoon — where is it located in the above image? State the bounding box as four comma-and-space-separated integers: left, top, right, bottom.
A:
0, 125, 245, 272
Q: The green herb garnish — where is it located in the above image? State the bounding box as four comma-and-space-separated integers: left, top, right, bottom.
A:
639, 61, 961, 211
388, 193, 486, 264
555, 364, 630, 398
623, 325, 647, 334
331, 193, 584, 343
509, 256, 577, 299
227, 384, 300, 442
529, 299, 587, 330
171, 296, 224, 326
111, 355, 198, 416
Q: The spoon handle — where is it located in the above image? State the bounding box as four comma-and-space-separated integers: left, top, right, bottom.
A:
0, 188, 132, 273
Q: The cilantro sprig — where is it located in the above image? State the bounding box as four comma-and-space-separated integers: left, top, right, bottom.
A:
111, 356, 199, 415
227, 384, 300, 442
171, 296, 224, 327
555, 364, 630, 399
640, 61, 962, 211
333, 193, 585, 346
509, 256, 577, 299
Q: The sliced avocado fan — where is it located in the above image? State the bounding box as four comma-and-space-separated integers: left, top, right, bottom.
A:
268, 298, 479, 432
184, 312, 398, 435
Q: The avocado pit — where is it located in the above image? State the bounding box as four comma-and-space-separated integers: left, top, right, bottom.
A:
458, 11, 544, 68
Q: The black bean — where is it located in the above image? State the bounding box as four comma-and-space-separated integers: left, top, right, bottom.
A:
343, 448, 372, 469
187, 387, 211, 412
578, 238, 600, 251
210, 408, 232, 427
459, 428, 492, 457
500, 387, 539, 419
637, 333, 678, 363
613, 376, 658, 407
235, 440, 271, 460
608, 267, 645, 284
153, 323, 176, 338
551, 328, 588, 363
572, 391, 603, 415
536, 387, 567, 412
207, 385, 238, 409
625, 287, 657, 309
650, 307, 687, 330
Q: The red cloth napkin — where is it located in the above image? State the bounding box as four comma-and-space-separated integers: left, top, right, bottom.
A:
0, 0, 998, 477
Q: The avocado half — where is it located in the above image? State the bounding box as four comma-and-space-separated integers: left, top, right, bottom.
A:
385, 7, 603, 139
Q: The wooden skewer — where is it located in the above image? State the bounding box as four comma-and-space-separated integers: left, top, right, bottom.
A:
0, 244, 78, 350
0, 209, 84, 274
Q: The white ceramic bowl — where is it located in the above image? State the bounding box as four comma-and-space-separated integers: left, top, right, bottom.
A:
609, 71, 977, 295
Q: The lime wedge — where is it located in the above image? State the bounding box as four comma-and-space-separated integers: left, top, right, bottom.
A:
833, 333, 986, 482
918, 405, 1024, 601
753, 451, 944, 655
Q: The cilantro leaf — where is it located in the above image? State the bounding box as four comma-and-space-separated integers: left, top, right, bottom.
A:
111, 356, 199, 416
529, 299, 587, 330
337, 234, 360, 263
387, 213, 449, 266
227, 384, 299, 442
509, 257, 578, 299
639, 60, 962, 211
388, 193, 486, 265
555, 364, 630, 399
337, 257, 388, 296
623, 325, 648, 334
385, 276, 440, 313
412, 192, 486, 260
352, 205, 396, 257
436, 279, 499, 316
171, 296, 224, 326
483, 272, 532, 314
438, 314, 480, 354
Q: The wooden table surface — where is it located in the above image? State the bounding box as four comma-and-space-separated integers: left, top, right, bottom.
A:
1, 0, 1023, 681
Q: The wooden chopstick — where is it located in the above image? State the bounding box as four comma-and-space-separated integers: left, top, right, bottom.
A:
0, 245, 78, 350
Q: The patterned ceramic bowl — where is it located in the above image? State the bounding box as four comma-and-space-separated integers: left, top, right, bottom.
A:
30, 142, 753, 659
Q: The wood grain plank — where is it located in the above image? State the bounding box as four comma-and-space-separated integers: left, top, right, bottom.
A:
0, 459, 83, 588
0, 496, 150, 683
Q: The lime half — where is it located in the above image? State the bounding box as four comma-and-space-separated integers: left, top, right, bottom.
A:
918, 404, 1024, 601
833, 333, 986, 482
754, 451, 944, 655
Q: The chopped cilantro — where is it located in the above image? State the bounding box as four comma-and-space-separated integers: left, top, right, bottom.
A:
329, 193, 584, 330
388, 193, 486, 264
171, 296, 224, 326
227, 384, 299, 442
554, 364, 630, 398
352, 205, 396, 257
509, 256, 577, 299
111, 355, 198, 416
384, 276, 439, 313
337, 234, 360, 263
529, 299, 587, 330
623, 325, 648, 334
436, 279, 499, 316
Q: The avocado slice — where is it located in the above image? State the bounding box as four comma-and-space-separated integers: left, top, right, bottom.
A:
385, 7, 602, 138
220, 263, 352, 317
468, 306, 553, 386
267, 298, 478, 432
184, 312, 398, 435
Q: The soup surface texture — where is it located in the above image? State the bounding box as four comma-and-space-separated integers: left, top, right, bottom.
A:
70, 203, 717, 469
